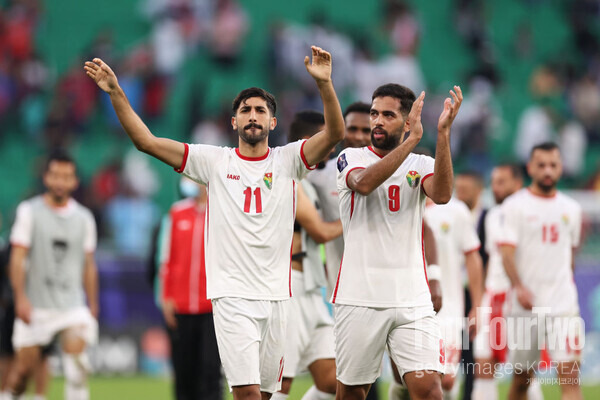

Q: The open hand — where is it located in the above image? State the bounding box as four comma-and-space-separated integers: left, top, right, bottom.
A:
84, 58, 119, 94
405, 91, 425, 144
437, 85, 463, 133
304, 46, 332, 84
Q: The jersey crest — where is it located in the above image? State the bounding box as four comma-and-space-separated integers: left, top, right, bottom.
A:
263, 172, 273, 190
562, 214, 569, 225
406, 170, 421, 188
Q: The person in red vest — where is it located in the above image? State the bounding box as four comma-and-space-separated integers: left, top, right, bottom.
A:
158, 176, 221, 400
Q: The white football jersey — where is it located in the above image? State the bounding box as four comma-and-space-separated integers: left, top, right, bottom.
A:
333, 146, 435, 308
178, 140, 314, 300
484, 205, 511, 292
425, 199, 480, 320
499, 188, 582, 315
306, 159, 344, 295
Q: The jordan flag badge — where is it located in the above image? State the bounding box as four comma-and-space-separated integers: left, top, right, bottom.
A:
406, 170, 421, 188
264, 172, 273, 189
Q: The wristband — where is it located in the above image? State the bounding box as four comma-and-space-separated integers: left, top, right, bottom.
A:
427, 264, 441, 281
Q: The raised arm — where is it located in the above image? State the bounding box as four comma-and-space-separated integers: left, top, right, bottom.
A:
296, 184, 343, 244
84, 58, 185, 169
83, 253, 99, 319
422, 86, 463, 204
301, 47, 344, 166
348, 92, 425, 196
10, 246, 31, 324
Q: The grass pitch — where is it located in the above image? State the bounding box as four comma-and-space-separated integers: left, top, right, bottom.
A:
41, 375, 600, 399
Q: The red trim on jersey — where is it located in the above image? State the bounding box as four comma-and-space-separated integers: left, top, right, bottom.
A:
174, 143, 189, 173
332, 256, 343, 303
464, 245, 481, 255
350, 191, 356, 219
421, 173, 434, 184
497, 241, 516, 248
206, 183, 210, 244
289, 181, 296, 297
422, 221, 431, 293
345, 167, 365, 188
368, 146, 383, 158
235, 148, 270, 161
300, 140, 317, 170
526, 187, 557, 199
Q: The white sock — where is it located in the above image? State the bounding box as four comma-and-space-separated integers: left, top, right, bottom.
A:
388, 379, 410, 400
32, 396, 47, 400
301, 385, 334, 400
528, 378, 544, 400
472, 378, 498, 400
270, 393, 289, 400
65, 385, 89, 400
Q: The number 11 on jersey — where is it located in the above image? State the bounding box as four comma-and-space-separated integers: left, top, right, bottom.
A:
243, 187, 262, 214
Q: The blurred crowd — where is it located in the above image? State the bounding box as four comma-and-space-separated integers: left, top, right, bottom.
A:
2, 0, 600, 258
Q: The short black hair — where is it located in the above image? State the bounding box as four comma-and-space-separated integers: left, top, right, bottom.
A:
232, 87, 277, 115
288, 110, 324, 143
457, 170, 484, 187
495, 163, 523, 181
371, 84, 416, 116
45, 149, 76, 172
530, 142, 560, 159
343, 102, 371, 118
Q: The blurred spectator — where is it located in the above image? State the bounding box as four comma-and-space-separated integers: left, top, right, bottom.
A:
209, 0, 248, 67
451, 76, 504, 172
515, 67, 587, 177
105, 149, 160, 255
105, 184, 160, 256
569, 75, 600, 143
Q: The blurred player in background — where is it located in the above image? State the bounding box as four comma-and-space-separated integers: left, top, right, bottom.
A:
499, 143, 583, 400
7, 151, 99, 400
306, 102, 371, 298
333, 83, 462, 400
424, 197, 483, 400
454, 170, 487, 400
158, 177, 221, 400
85, 45, 344, 400
473, 164, 543, 400
272, 111, 342, 400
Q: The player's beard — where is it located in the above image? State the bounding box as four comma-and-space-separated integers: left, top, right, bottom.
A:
238, 123, 269, 145
371, 127, 401, 151
536, 176, 558, 193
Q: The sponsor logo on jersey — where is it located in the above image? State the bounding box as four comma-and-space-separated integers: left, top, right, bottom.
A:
337, 153, 348, 172
263, 172, 273, 189
406, 170, 421, 188
227, 174, 240, 180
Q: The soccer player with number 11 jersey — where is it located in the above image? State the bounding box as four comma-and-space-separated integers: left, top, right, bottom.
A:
85, 46, 344, 400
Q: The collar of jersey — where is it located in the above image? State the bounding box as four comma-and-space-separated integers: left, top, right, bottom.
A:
368, 146, 384, 159
235, 148, 270, 161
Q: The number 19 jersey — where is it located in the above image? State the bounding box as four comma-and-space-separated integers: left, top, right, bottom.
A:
333, 146, 435, 308
177, 140, 314, 301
